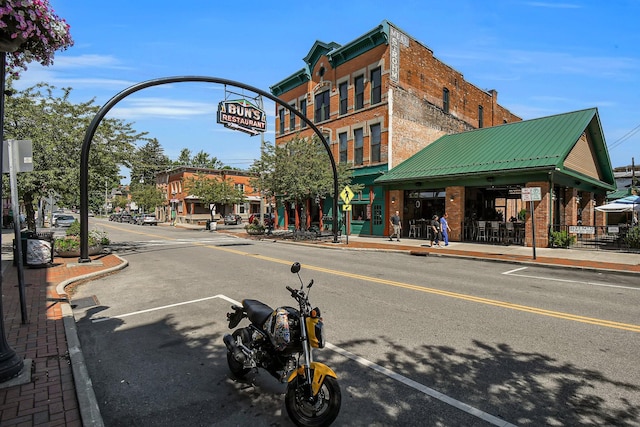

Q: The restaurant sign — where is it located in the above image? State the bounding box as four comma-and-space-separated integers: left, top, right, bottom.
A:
217, 99, 266, 136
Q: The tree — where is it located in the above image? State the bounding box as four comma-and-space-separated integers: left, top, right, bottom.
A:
183, 173, 245, 218
175, 148, 192, 167
130, 184, 165, 213
249, 135, 359, 208
130, 138, 169, 189
2, 82, 146, 229
173, 148, 224, 169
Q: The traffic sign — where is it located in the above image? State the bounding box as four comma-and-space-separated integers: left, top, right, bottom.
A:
340, 186, 354, 205
521, 187, 541, 202
342, 204, 352, 211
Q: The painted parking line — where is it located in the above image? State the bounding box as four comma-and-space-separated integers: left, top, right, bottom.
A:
90, 294, 515, 426
502, 266, 640, 291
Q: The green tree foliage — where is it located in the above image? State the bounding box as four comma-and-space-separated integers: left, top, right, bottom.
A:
183, 173, 245, 217
130, 184, 165, 213
172, 148, 224, 169
2, 82, 145, 229
249, 135, 360, 206
113, 195, 129, 211
130, 138, 169, 189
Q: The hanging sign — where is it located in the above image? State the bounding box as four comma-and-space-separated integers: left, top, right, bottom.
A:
217, 99, 267, 135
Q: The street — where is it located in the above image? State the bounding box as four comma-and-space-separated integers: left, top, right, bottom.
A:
70, 219, 640, 426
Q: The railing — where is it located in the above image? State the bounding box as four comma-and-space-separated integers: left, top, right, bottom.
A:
549, 224, 640, 252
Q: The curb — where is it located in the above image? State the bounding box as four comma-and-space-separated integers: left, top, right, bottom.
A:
55, 254, 129, 427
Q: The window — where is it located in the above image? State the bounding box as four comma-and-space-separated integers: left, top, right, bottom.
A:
289, 102, 296, 130
352, 204, 369, 221
370, 67, 381, 105
443, 88, 450, 113
355, 75, 364, 110
370, 123, 381, 163
300, 98, 307, 128
339, 132, 348, 164
373, 204, 382, 225
314, 90, 330, 122
339, 81, 348, 115
278, 109, 285, 135
478, 105, 484, 128
234, 183, 245, 193
354, 128, 363, 165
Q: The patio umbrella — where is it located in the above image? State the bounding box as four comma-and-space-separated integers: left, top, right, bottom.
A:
614, 195, 640, 205
595, 202, 639, 213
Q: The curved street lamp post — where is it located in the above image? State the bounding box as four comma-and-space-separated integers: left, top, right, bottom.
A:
80, 77, 340, 261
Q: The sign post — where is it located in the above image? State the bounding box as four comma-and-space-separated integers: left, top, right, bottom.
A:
521, 187, 541, 259
340, 186, 354, 244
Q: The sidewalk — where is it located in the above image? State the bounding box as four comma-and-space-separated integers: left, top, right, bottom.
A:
0, 253, 127, 427
0, 230, 638, 426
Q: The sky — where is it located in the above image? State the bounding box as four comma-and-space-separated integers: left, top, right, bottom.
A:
13, 0, 640, 183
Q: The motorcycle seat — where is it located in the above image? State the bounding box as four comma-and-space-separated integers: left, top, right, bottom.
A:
243, 299, 274, 326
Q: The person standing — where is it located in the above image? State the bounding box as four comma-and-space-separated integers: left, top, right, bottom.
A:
389, 210, 402, 242
430, 214, 442, 247
440, 212, 451, 246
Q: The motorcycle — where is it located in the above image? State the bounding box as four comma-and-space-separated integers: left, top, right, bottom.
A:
224, 262, 341, 426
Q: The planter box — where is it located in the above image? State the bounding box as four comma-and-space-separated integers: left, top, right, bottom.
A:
56, 244, 103, 258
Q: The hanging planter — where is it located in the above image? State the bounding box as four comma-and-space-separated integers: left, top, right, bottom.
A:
0, 28, 24, 53
0, 1, 73, 75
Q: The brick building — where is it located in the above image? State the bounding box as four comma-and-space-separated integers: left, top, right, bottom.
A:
155, 167, 260, 225
271, 20, 616, 247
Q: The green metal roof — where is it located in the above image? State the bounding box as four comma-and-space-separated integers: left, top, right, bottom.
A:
375, 108, 616, 191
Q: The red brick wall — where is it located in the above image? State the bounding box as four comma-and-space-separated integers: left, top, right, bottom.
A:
274, 26, 521, 169
445, 186, 464, 241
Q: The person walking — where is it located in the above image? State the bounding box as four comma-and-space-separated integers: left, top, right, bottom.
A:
430, 214, 442, 247
389, 210, 402, 242
440, 212, 451, 246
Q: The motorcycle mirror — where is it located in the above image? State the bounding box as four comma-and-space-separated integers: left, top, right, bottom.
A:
290, 262, 301, 274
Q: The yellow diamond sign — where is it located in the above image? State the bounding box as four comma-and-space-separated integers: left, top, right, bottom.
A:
340, 185, 354, 205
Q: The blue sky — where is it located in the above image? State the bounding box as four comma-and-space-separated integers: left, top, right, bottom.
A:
14, 0, 640, 181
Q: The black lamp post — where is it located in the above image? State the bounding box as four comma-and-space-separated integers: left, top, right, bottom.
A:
0, 51, 25, 382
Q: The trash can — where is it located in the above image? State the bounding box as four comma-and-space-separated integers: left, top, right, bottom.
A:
205, 220, 211, 230
13, 230, 54, 267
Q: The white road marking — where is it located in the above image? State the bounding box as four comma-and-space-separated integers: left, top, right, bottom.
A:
502, 266, 639, 290
91, 294, 239, 323
326, 343, 517, 427
90, 294, 515, 425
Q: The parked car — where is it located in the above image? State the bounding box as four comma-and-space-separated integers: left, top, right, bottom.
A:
54, 214, 76, 228
224, 214, 242, 225
139, 214, 158, 226
119, 213, 132, 223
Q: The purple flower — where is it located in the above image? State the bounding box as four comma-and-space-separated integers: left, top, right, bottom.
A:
0, 0, 73, 75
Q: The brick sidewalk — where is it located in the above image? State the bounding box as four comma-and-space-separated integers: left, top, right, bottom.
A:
0, 254, 124, 426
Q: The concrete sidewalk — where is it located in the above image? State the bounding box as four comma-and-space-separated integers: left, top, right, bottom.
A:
0, 229, 638, 426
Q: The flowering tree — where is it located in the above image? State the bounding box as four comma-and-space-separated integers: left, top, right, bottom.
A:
0, 0, 73, 75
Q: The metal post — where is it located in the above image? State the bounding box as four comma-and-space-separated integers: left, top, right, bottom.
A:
0, 51, 25, 382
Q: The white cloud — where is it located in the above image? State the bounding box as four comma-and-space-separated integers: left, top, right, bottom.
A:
109, 97, 216, 119
524, 2, 581, 8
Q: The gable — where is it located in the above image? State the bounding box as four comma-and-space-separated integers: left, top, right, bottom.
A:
564, 132, 602, 181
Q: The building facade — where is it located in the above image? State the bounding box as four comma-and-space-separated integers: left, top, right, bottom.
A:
270, 20, 519, 235
155, 167, 261, 225
271, 20, 616, 247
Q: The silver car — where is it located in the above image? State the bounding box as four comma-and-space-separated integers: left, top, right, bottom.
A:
54, 214, 76, 227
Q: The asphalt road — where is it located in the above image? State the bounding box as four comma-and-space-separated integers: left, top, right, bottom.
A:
70, 219, 640, 426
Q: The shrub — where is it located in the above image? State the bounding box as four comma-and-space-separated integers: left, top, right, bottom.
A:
624, 226, 640, 249
54, 222, 109, 252
550, 230, 576, 248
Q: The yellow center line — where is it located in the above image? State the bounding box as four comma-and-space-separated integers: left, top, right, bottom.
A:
97, 227, 640, 333
207, 245, 640, 333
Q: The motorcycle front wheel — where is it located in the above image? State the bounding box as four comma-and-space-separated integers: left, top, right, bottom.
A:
285, 374, 341, 427
226, 328, 251, 379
